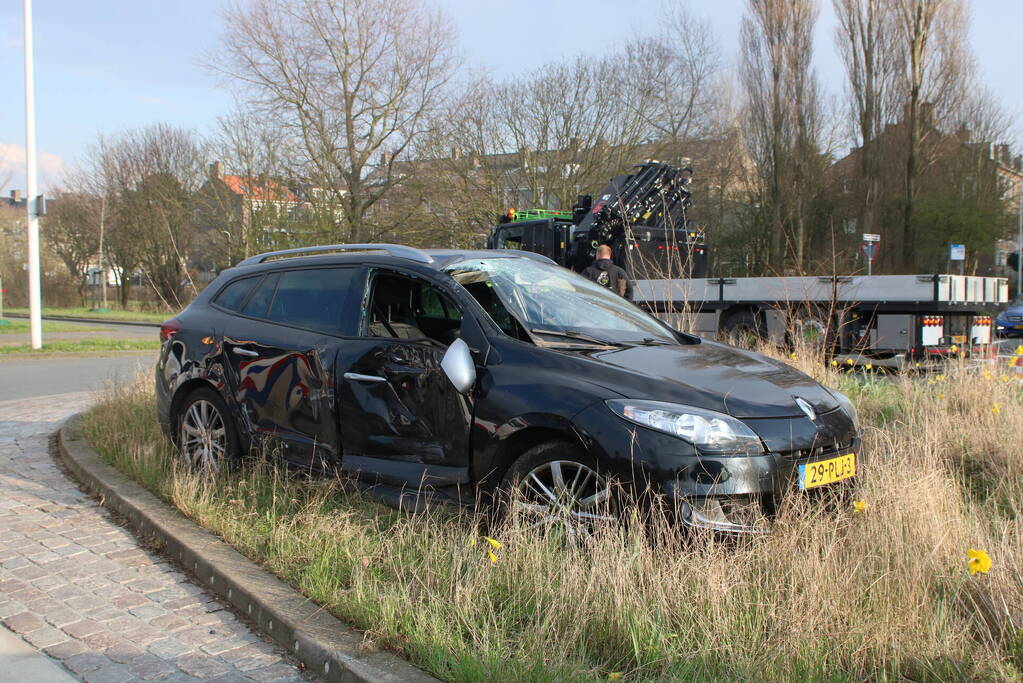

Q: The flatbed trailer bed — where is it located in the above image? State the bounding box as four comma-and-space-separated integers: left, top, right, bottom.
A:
634, 274, 1008, 367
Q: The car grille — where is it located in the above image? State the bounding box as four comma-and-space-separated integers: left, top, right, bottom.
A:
1008, 315, 1023, 322
781, 441, 853, 462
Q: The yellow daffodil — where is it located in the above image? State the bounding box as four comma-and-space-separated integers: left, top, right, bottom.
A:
846, 358, 854, 365
992, 403, 1001, 414
852, 500, 868, 513
608, 674, 624, 681
983, 371, 992, 379
935, 374, 946, 382
830, 359, 838, 367
927, 379, 936, 385
471, 536, 502, 564
789, 352, 798, 360
1016, 345, 1023, 356
967, 549, 992, 575
950, 344, 958, 353
914, 362, 921, 368
865, 363, 873, 370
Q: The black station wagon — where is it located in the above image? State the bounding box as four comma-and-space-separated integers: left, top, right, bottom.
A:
156, 244, 860, 533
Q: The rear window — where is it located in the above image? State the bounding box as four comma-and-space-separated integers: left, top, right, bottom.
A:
241, 273, 280, 318
265, 268, 358, 334
214, 276, 260, 312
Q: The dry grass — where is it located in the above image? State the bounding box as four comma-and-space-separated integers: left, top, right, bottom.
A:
83, 356, 1023, 681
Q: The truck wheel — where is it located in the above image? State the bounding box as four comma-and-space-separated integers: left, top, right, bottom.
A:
498, 441, 619, 536
790, 310, 831, 353
721, 311, 764, 349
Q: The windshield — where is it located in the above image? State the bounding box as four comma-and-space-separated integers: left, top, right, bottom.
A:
445, 257, 679, 345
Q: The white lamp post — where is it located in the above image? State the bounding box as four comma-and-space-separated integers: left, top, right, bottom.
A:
23, 0, 42, 349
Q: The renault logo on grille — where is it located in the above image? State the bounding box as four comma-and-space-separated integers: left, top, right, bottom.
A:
795, 397, 816, 421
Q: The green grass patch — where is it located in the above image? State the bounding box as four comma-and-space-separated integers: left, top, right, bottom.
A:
0, 339, 160, 354
0, 319, 105, 334
4, 306, 173, 323
83, 368, 1023, 682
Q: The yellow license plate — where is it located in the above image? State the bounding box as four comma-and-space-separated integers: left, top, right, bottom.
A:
951, 335, 966, 344
799, 453, 856, 490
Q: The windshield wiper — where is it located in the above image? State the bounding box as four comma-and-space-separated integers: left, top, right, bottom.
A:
621, 337, 676, 346
528, 328, 625, 347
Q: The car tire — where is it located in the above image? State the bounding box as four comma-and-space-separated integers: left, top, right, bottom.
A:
496, 440, 619, 535
721, 310, 765, 349
175, 387, 239, 473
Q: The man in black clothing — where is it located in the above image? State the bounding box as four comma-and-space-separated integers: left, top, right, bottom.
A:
581, 244, 632, 299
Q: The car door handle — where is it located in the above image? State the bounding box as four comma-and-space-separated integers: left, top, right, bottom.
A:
232, 347, 260, 357
343, 372, 387, 383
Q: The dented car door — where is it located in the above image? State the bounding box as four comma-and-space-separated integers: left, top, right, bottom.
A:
338, 269, 474, 478
220, 266, 360, 467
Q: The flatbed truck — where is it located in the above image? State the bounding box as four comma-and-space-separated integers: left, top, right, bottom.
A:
487, 161, 1007, 367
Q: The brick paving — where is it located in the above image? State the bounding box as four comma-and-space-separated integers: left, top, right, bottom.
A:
0, 392, 312, 682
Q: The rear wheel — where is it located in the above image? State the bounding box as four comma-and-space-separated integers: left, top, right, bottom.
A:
789, 308, 832, 355
176, 388, 238, 473
721, 311, 764, 349
499, 441, 618, 537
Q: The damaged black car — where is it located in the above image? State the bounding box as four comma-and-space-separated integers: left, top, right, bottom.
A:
156, 244, 860, 533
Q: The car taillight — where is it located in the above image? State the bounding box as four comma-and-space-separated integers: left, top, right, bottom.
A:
160, 318, 181, 342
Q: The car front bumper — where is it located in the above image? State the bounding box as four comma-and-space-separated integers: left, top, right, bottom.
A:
573, 402, 861, 533
659, 445, 861, 533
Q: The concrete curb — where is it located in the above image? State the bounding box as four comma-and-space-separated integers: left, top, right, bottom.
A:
6, 313, 161, 328
55, 414, 437, 683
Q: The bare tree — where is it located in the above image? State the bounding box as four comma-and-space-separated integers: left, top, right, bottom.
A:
43, 191, 102, 304
834, 0, 899, 243
487, 57, 640, 210
787, 0, 826, 270
216, 0, 459, 243
204, 108, 293, 265
624, 5, 722, 155
77, 137, 142, 308
740, 0, 825, 272
894, 0, 971, 270
79, 125, 206, 308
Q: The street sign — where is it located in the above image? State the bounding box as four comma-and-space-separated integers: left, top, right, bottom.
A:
862, 233, 880, 243
862, 243, 879, 262
949, 244, 966, 261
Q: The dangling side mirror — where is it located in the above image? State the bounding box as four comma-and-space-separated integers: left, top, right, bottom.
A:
440, 338, 476, 394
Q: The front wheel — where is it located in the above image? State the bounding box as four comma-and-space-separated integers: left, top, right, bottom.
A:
176, 387, 238, 473
499, 441, 619, 537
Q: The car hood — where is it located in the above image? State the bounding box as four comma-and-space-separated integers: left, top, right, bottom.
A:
561, 340, 839, 419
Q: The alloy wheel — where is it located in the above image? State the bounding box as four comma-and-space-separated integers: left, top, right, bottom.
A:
178, 399, 227, 472
513, 460, 617, 536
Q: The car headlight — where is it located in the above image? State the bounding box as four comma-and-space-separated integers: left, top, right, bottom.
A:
828, 389, 858, 426
606, 400, 764, 455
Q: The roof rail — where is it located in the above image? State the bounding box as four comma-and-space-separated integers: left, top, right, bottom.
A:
237, 243, 434, 267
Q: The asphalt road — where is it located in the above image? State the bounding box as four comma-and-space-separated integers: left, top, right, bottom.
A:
0, 353, 156, 401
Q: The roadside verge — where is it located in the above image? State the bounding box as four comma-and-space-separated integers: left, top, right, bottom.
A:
5, 313, 160, 328
55, 413, 437, 683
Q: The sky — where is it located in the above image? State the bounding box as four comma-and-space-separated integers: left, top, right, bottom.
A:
1, 0, 1021, 196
